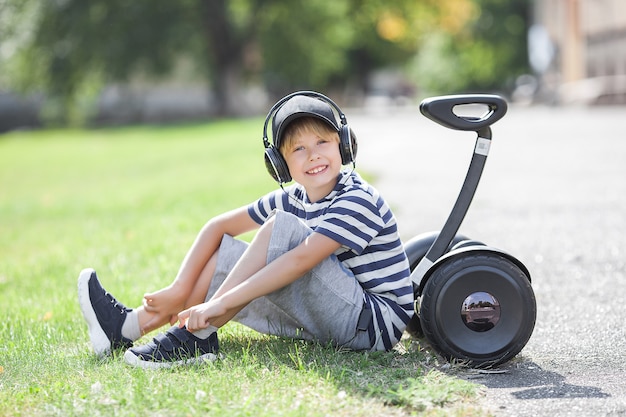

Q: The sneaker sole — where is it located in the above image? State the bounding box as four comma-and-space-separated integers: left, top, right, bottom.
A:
77, 268, 112, 357
123, 349, 218, 369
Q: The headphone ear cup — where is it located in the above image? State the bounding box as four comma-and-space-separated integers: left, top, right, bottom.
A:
264, 146, 291, 183
349, 127, 358, 161
339, 125, 357, 165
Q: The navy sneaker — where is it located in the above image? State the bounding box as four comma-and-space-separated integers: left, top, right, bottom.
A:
124, 326, 219, 369
77, 268, 133, 356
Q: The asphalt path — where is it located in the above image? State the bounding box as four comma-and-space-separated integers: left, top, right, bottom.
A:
350, 103, 626, 416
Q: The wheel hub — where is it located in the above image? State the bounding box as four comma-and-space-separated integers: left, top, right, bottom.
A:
461, 291, 501, 332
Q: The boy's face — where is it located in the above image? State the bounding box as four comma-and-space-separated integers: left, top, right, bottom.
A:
282, 129, 342, 201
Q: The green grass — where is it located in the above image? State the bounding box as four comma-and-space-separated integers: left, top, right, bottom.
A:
0, 121, 488, 416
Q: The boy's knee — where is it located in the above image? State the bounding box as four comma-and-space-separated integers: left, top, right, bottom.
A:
265, 211, 312, 254
257, 213, 277, 237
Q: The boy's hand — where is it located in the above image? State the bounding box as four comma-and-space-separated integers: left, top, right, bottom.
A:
178, 299, 228, 331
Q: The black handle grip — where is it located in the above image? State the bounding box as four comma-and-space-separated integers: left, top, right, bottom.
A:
420, 94, 507, 132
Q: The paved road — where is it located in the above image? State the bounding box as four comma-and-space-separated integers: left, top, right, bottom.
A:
350, 103, 626, 416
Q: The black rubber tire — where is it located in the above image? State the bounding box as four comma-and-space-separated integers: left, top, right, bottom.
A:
419, 252, 536, 367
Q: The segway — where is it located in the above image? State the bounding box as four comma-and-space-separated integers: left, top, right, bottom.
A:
404, 94, 536, 368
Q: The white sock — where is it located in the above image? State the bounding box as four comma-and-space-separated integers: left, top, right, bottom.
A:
192, 325, 218, 340
121, 310, 141, 341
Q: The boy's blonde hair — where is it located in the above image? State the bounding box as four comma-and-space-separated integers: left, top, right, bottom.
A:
279, 117, 340, 153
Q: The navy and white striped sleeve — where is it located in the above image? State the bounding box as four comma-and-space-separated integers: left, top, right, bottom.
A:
313, 188, 384, 254
247, 186, 303, 225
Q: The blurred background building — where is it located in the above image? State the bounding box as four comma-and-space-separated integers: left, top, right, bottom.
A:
532, 0, 626, 104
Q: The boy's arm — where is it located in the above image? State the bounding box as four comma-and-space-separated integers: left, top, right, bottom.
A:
180, 232, 342, 330
226, 232, 342, 304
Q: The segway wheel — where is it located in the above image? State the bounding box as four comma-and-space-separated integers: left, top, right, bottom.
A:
419, 252, 536, 367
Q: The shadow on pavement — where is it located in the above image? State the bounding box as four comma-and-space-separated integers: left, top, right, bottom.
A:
462, 360, 610, 400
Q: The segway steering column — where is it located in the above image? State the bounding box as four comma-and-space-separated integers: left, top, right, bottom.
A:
410, 94, 507, 286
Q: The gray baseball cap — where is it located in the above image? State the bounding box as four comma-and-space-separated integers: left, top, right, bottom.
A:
271, 95, 339, 149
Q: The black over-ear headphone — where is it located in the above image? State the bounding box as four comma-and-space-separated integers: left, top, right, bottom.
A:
262, 91, 357, 184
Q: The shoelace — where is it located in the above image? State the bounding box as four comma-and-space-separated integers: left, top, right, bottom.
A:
104, 291, 132, 314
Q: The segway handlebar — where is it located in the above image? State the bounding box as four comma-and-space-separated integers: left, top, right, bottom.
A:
419, 94, 507, 132
410, 94, 508, 285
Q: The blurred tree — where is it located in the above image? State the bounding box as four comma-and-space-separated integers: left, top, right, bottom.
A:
1, 0, 530, 125
256, 0, 354, 94
2, 0, 198, 124
2, 0, 362, 122
409, 0, 531, 95
344, 0, 431, 94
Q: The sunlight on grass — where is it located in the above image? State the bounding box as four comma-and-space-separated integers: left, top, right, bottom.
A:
0, 122, 489, 416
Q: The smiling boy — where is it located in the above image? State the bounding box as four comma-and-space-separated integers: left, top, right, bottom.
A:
78, 91, 414, 368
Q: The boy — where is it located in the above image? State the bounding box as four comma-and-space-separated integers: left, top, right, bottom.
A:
78, 91, 414, 369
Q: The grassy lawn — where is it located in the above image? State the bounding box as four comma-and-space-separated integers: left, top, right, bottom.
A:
0, 120, 488, 416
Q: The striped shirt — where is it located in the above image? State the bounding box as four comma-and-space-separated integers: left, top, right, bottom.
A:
247, 170, 414, 350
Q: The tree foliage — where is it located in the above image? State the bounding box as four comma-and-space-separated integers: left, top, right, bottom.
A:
2, 0, 199, 124
0, 0, 530, 125
409, 0, 531, 94
257, 1, 353, 92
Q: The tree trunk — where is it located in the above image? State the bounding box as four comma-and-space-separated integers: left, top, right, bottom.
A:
201, 0, 243, 116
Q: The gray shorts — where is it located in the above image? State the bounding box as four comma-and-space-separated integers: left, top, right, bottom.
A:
204, 210, 374, 351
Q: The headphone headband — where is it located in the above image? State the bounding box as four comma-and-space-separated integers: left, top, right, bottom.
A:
262, 90, 347, 148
